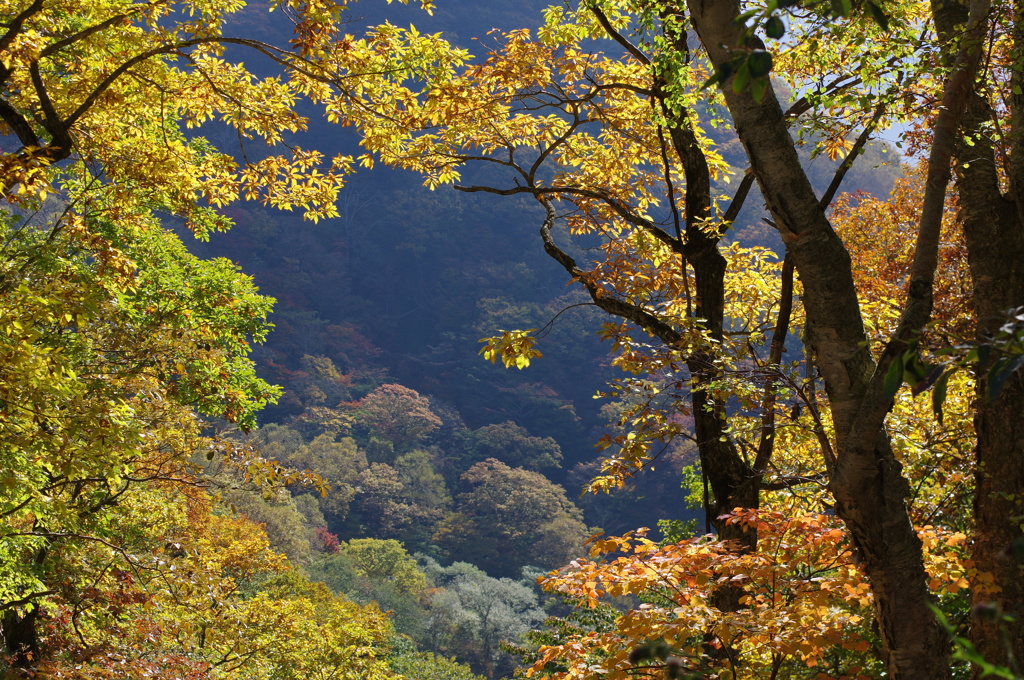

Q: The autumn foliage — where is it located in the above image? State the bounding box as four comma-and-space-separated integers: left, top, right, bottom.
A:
531, 508, 976, 680
3, 0, 1024, 677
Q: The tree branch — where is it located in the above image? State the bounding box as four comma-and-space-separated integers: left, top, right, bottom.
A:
0, 590, 56, 612
0, 97, 41, 148
588, 3, 652, 65
536, 196, 684, 347
819, 103, 886, 209
751, 253, 794, 481
0, 0, 44, 57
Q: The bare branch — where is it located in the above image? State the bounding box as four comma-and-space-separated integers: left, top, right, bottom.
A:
819, 103, 886, 209
589, 4, 652, 65
722, 170, 755, 225
751, 254, 794, 480
537, 196, 684, 347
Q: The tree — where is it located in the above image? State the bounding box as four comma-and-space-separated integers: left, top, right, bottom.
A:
434, 459, 590, 578
224, 484, 318, 565
353, 383, 443, 452
0, 211, 284, 670
351, 461, 448, 549
326, 0, 1024, 675
390, 650, 486, 680
311, 538, 435, 641
0, 0, 442, 671
253, 426, 368, 525
465, 420, 564, 472
10, 484, 395, 679
395, 449, 454, 517
337, 538, 432, 600
273, 355, 354, 431
418, 558, 546, 680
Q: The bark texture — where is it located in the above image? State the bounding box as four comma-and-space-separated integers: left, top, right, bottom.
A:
931, 0, 1024, 668
956, 72, 1024, 680
1, 609, 40, 670
956, 89, 1024, 675
685, 0, 956, 676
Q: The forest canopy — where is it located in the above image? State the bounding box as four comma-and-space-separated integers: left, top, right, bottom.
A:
1, 0, 1023, 679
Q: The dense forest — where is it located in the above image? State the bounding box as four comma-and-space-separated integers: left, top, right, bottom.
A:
1, 0, 1022, 679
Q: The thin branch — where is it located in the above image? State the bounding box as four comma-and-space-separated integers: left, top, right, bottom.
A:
0, 590, 56, 611
0, 495, 34, 520
799, 338, 837, 475
656, 124, 684, 243
65, 41, 208, 129
528, 112, 584, 180
592, 81, 656, 97
784, 74, 862, 119
40, 4, 164, 59
589, 4, 652, 65
818, 103, 886, 209
722, 170, 755, 224
536, 195, 684, 347
760, 473, 828, 491
456, 183, 682, 252
751, 254, 794, 482
0, 0, 45, 56
534, 302, 597, 339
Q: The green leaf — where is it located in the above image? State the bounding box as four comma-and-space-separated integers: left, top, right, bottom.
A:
883, 354, 904, 400
732, 61, 751, 94
977, 343, 992, 367
831, 0, 852, 17
931, 370, 950, 425
911, 363, 944, 397
750, 76, 768, 103
987, 354, 1024, 402
902, 352, 928, 386
736, 8, 760, 23
866, 1, 891, 30
702, 60, 734, 91
701, 70, 722, 90
765, 15, 786, 39
748, 50, 773, 78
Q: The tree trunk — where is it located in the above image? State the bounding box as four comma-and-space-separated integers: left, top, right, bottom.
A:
955, 109, 1024, 673
685, 0, 952, 676
2, 609, 40, 671
933, 0, 1024, 664
970, 381, 1024, 671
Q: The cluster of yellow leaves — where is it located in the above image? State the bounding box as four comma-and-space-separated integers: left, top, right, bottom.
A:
479, 329, 543, 369
585, 245, 805, 492
0, 0, 467, 229
338, 15, 729, 202
919, 526, 970, 596
36, 490, 394, 680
